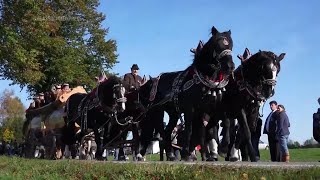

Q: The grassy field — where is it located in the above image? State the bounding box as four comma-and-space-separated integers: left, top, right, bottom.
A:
142, 148, 320, 162
1, 148, 320, 179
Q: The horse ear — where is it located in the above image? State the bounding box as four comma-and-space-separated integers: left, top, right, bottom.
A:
190, 48, 196, 54
259, 49, 262, 52
237, 54, 246, 62
211, 26, 219, 36
149, 75, 152, 80
199, 40, 204, 48
245, 48, 251, 56
196, 41, 203, 52
243, 48, 251, 59
277, 53, 286, 61
228, 30, 231, 35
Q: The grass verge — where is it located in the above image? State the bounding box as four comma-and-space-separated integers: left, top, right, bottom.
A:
1, 156, 320, 180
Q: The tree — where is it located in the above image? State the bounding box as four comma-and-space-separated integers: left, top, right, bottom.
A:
288, 139, 301, 149
0, 0, 118, 96
2, 128, 14, 142
0, 89, 25, 142
0, 89, 25, 122
303, 137, 318, 148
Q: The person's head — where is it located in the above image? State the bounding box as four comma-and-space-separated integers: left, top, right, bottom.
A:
277, 104, 285, 112
38, 93, 44, 100
62, 83, 70, 91
33, 96, 39, 101
269, 100, 277, 111
131, 64, 139, 76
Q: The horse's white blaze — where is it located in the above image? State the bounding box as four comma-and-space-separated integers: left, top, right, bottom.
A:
271, 64, 277, 91
121, 87, 126, 110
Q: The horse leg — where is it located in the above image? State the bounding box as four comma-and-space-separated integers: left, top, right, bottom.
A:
164, 113, 178, 161
239, 137, 249, 161
206, 125, 218, 161
94, 127, 105, 160
181, 107, 194, 161
238, 108, 257, 162
225, 119, 236, 161
219, 113, 230, 157
159, 142, 165, 161
155, 119, 165, 161
131, 124, 140, 161
118, 132, 128, 161
138, 112, 154, 160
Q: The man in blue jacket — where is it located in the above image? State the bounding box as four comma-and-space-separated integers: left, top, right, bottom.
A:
275, 104, 290, 162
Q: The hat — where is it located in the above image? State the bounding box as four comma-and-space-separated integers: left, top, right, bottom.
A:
62, 83, 69, 87
38, 92, 44, 96
131, 64, 139, 70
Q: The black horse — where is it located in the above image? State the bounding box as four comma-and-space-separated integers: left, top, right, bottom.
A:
193, 48, 286, 162
217, 48, 286, 162
62, 75, 127, 159
138, 26, 235, 161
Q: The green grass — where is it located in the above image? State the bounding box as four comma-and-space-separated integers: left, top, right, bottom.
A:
1, 156, 320, 180
140, 148, 320, 162
1, 148, 320, 179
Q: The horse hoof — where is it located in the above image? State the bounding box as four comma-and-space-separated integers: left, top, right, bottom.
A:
136, 153, 145, 161
218, 150, 227, 158
182, 157, 194, 162
118, 155, 127, 161
206, 156, 217, 161
230, 157, 239, 162
137, 157, 145, 161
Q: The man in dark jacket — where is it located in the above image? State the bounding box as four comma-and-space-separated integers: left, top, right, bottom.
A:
124, 64, 143, 90
263, 100, 280, 162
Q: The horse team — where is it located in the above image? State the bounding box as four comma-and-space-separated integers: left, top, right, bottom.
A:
23, 26, 286, 162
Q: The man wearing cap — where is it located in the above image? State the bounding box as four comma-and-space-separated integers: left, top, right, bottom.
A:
124, 64, 143, 90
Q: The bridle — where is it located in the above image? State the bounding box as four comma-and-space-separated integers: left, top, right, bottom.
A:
237, 61, 278, 102
96, 82, 127, 114
210, 36, 233, 71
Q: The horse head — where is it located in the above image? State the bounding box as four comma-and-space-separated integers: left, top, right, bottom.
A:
97, 76, 127, 113
239, 48, 286, 101
192, 26, 235, 87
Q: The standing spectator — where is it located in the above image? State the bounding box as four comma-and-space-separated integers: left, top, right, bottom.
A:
275, 104, 290, 162
263, 100, 280, 162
